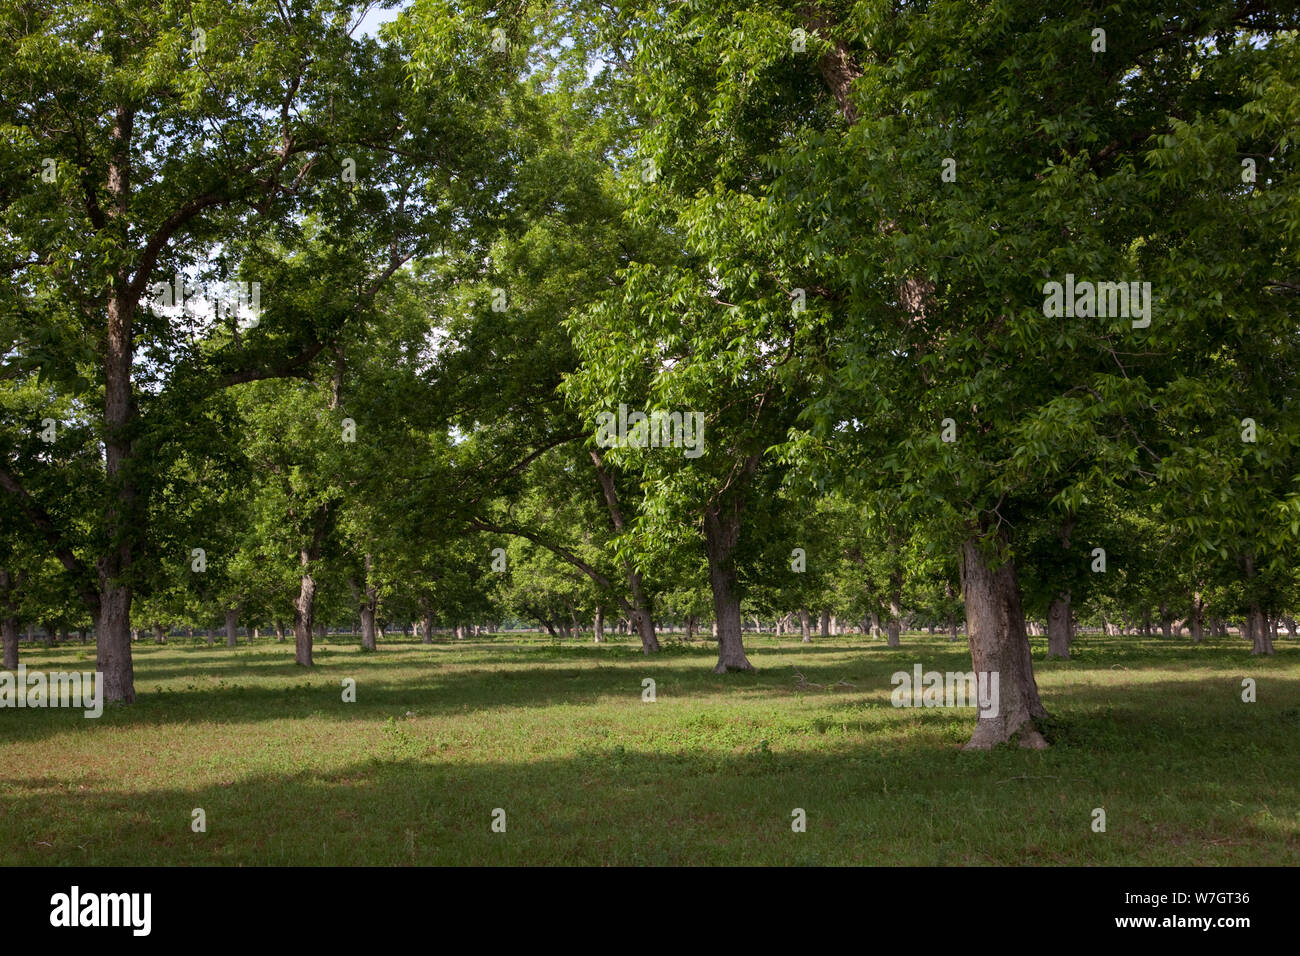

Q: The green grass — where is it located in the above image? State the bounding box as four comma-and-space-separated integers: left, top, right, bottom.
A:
2, 630, 1298, 865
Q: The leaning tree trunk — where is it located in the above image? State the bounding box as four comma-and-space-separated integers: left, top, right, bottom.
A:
960, 533, 1049, 750
799, 608, 812, 643
225, 608, 239, 648
1046, 591, 1072, 659
703, 498, 754, 673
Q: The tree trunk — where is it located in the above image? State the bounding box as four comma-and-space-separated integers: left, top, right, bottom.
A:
703, 497, 754, 673
947, 609, 959, 642
818, 610, 830, 639
294, 566, 317, 667
1046, 591, 1072, 659
2, 614, 17, 671
868, 611, 882, 639
1248, 605, 1275, 656
225, 608, 238, 647
1190, 592, 1204, 644
593, 605, 604, 643
155, 622, 167, 645
275, 620, 286, 643
1285, 617, 1297, 639
886, 571, 903, 647
206, 627, 215, 647
360, 605, 377, 650
799, 608, 812, 643
94, 583, 134, 703
960, 533, 1048, 749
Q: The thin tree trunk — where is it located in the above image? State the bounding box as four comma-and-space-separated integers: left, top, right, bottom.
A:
1047, 591, 1072, 659
960, 533, 1048, 749
594, 605, 604, 643
703, 495, 754, 673
1, 615, 17, 671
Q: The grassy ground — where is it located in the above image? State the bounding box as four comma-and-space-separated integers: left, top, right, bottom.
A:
1, 630, 1297, 865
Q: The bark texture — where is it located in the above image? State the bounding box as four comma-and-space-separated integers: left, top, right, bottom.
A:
961, 534, 1048, 749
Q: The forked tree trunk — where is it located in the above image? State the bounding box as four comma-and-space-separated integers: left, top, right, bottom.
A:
960, 534, 1048, 750
799, 608, 812, 643
1046, 591, 1072, 659
703, 497, 754, 673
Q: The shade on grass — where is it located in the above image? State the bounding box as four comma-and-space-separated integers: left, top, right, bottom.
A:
1, 632, 1296, 865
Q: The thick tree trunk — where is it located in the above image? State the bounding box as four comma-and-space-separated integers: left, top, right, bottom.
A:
225, 608, 238, 647
155, 622, 166, 645
960, 533, 1048, 749
818, 610, 830, 638
275, 620, 286, 643
206, 627, 214, 647
703, 498, 754, 673
94, 583, 134, 703
868, 611, 882, 639
799, 608, 812, 643
1285, 617, 1297, 640
360, 606, 377, 650
423, 610, 434, 645
1046, 591, 1072, 659
1142, 608, 1152, 637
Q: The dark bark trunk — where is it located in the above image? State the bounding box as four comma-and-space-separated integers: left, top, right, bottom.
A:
947, 610, 959, 642
1047, 591, 1072, 659
1190, 592, 1205, 644
94, 584, 134, 703
155, 622, 166, 645
225, 608, 238, 647
960, 533, 1048, 749
703, 496, 754, 673
2, 615, 17, 671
